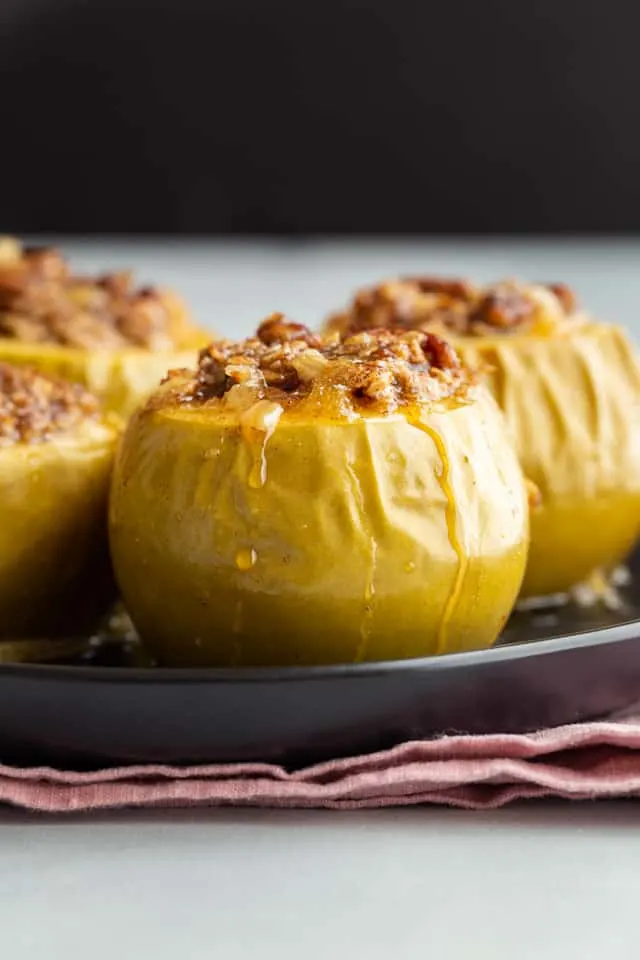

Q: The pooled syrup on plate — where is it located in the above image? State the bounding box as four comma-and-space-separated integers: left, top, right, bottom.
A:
411, 416, 468, 653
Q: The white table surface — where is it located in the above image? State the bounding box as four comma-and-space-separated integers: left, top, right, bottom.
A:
4, 238, 640, 958
45, 235, 640, 341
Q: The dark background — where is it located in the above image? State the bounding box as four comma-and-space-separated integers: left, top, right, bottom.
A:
2, 0, 639, 234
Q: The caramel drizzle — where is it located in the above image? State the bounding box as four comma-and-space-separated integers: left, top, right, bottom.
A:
411, 418, 468, 653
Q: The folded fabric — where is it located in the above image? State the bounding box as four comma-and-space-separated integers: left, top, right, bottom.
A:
3, 711, 640, 812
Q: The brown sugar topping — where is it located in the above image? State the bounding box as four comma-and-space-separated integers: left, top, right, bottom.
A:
167, 312, 470, 415
0, 363, 100, 445
0, 238, 195, 350
328, 277, 578, 338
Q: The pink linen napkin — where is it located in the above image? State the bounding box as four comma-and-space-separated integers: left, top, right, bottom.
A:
4, 709, 640, 812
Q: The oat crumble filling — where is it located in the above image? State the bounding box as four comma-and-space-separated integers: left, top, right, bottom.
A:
329, 277, 579, 338
0, 363, 100, 445
0, 238, 187, 351
165, 314, 471, 415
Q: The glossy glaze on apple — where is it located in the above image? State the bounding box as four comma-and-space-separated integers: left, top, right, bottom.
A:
110, 316, 529, 666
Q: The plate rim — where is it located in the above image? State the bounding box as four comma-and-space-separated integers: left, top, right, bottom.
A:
1, 616, 639, 684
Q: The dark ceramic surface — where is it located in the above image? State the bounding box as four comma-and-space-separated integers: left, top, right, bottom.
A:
1, 559, 639, 770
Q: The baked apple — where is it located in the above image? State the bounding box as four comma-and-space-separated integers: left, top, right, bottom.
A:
327, 277, 640, 598
110, 315, 528, 666
0, 237, 208, 418
0, 363, 119, 638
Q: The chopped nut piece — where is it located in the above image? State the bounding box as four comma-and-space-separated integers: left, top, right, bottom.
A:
468, 286, 535, 330
543, 283, 577, 314
169, 319, 469, 415
257, 313, 320, 347
290, 349, 330, 383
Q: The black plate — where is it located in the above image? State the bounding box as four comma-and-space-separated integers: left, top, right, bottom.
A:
1, 558, 640, 770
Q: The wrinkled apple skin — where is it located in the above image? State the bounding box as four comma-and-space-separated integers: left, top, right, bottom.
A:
458, 323, 640, 597
110, 384, 528, 666
0, 418, 120, 638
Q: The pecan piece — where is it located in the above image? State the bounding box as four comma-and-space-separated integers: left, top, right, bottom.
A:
257, 313, 319, 346
193, 345, 233, 399
421, 332, 461, 370
543, 283, 577, 314
469, 288, 534, 330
